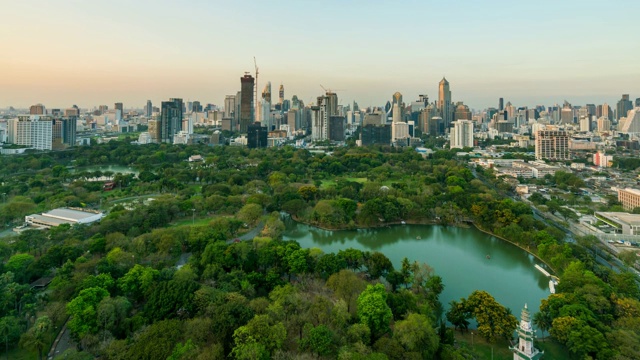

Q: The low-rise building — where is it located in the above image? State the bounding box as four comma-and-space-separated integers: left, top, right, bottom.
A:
595, 212, 640, 235
25, 208, 104, 229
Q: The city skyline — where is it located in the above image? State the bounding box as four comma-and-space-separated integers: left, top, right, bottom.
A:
1, 0, 639, 109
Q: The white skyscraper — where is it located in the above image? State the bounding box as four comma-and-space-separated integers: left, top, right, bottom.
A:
450, 120, 474, 149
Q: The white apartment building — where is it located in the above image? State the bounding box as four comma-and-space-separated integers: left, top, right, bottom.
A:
450, 120, 474, 149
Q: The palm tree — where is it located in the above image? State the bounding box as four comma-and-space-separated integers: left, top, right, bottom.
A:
19, 316, 51, 360
533, 310, 552, 341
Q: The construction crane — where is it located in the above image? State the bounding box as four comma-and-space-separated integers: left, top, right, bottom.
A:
320, 84, 346, 94
254, 57, 259, 122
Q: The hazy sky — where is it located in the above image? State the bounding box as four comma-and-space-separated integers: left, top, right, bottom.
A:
1, 0, 639, 110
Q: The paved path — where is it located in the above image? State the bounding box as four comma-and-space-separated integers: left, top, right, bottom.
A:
48, 319, 74, 359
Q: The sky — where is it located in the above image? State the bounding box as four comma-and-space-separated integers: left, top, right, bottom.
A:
1, 0, 639, 110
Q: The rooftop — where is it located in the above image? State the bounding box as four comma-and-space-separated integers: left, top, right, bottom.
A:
45, 208, 101, 222
620, 188, 640, 196
596, 212, 640, 226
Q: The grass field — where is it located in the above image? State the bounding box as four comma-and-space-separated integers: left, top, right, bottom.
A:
320, 177, 369, 188
454, 331, 571, 360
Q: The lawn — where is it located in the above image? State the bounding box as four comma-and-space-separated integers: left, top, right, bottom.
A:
320, 177, 369, 189
454, 331, 571, 360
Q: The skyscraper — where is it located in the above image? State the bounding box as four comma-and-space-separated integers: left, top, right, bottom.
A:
617, 94, 633, 120
636, 98, 640, 107
240, 74, 255, 133
224, 95, 236, 119
438, 78, 452, 128
279, 84, 284, 105
247, 122, 267, 148
159, 98, 183, 143
145, 100, 152, 117
499, 97, 504, 111
30, 104, 45, 115
114, 102, 124, 118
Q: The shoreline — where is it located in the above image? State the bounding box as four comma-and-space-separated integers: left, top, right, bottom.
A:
287, 215, 558, 276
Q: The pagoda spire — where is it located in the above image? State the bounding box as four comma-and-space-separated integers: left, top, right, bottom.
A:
510, 304, 544, 360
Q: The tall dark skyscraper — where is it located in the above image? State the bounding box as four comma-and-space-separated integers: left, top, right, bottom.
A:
499, 97, 504, 111
145, 100, 152, 117
114, 102, 124, 117
247, 122, 267, 148
192, 101, 202, 112
159, 98, 183, 143
636, 98, 640, 107
616, 94, 632, 120
240, 74, 255, 133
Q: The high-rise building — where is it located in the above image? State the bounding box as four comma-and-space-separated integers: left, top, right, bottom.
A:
618, 188, 640, 211
13, 115, 53, 150
535, 128, 569, 160
618, 108, 640, 134
454, 102, 471, 121
601, 103, 613, 120
328, 116, 345, 141
192, 101, 202, 113
64, 106, 80, 117
392, 103, 402, 123
616, 94, 633, 120
312, 91, 338, 140
450, 120, 473, 149
597, 117, 611, 132
279, 84, 284, 105
224, 95, 236, 120
159, 98, 183, 143
239, 74, 255, 133
114, 102, 124, 118
247, 122, 267, 148
560, 105, 574, 124
30, 104, 45, 115
499, 97, 504, 111
145, 100, 153, 117
360, 124, 391, 146
636, 98, 640, 107
579, 116, 591, 132
438, 78, 452, 128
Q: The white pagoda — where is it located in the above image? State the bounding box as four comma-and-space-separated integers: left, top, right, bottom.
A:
510, 304, 543, 360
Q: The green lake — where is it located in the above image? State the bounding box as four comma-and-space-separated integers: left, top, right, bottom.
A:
283, 222, 551, 316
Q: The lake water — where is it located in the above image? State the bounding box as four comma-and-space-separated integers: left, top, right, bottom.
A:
283, 222, 551, 316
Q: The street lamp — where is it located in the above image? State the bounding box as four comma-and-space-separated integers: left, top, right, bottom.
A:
471, 332, 474, 348
192, 208, 196, 225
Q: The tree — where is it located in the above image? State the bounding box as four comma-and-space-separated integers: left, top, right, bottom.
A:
393, 313, 439, 358
232, 315, 286, 356
365, 252, 393, 279
0, 316, 21, 357
357, 284, 393, 341
533, 310, 551, 341
118, 264, 159, 301
5, 254, 35, 283
66, 287, 110, 339
446, 299, 471, 332
465, 290, 517, 342
126, 320, 184, 360
237, 203, 263, 226
327, 270, 367, 314
619, 250, 639, 267
19, 316, 51, 360
300, 323, 335, 357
